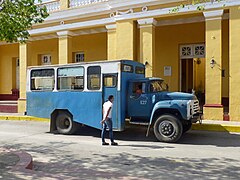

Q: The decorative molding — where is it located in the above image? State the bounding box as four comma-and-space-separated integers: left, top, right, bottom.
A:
180, 44, 205, 59
116, 9, 133, 16
203, 10, 224, 21
142, 6, 148, 12
43, 0, 60, 13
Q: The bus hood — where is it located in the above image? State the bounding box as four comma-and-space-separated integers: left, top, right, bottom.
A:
160, 92, 196, 100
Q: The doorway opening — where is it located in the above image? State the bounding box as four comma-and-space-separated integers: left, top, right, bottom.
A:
180, 44, 205, 108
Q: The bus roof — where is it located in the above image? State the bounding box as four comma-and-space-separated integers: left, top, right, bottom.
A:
27, 59, 144, 69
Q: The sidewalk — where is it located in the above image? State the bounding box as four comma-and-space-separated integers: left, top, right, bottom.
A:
0, 113, 240, 133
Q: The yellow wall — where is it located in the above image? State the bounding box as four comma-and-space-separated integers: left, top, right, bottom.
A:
229, 6, 240, 121
0, 44, 19, 94
155, 22, 205, 91
116, 20, 137, 60
194, 57, 205, 92
72, 33, 107, 61
29, 39, 58, 66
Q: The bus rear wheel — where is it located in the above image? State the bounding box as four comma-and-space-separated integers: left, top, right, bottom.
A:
56, 111, 77, 135
154, 115, 183, 143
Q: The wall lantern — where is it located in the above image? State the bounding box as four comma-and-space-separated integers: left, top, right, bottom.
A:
210, 58, 216, 68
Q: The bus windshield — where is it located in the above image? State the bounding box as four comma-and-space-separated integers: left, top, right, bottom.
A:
150, 80, 168, 92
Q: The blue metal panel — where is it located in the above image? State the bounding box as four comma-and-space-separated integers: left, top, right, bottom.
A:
102, 73, 118, 129
149, 100, 189, 125
27, 91, 105, 130
120, 60, 145, 122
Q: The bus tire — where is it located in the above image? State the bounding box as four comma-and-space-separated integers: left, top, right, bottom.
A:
154, 114, 183, 143
56, 111, 77, 135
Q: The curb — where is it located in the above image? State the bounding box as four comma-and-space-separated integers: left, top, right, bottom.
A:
0, 115, 49, 122
192, 123, 240, 133
11, 151, 33, 170
0, 148, 33, 171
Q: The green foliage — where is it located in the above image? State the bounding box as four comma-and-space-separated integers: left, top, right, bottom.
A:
169, 0, 224, 13
0, 0, 49, 43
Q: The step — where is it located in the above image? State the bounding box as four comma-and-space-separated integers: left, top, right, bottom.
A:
0, 105, 18, 113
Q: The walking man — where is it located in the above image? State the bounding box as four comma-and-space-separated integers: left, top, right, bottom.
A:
101, 95, 118, 146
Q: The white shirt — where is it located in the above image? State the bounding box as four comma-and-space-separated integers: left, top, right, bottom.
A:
103, 100, 113, 119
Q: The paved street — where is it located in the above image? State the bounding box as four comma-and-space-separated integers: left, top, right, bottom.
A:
0, 120, 240, 180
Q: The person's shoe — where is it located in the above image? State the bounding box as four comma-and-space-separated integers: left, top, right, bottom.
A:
111, 142, 118, 146
102, 142, 109, 145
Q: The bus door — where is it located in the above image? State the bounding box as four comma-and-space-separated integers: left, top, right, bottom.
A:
102, 74, 118, 129
128, 82, 152, 122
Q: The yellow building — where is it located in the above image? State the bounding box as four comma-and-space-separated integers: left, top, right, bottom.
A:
0, 0, 240, 121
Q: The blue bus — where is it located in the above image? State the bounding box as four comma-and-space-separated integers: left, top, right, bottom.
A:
27, 60, 200, 142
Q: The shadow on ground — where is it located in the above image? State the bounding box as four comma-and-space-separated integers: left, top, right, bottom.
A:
1, 143, 240, 180
54, 124, 240, 147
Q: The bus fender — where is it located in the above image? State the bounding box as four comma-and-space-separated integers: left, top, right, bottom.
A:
146, 100, 185, 137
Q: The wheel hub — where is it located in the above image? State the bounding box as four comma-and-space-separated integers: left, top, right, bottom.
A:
159, 121, 175, 137
60, 118, 70, 129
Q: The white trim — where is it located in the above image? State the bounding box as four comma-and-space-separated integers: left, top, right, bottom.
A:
108, 0, 183, 11
29, 18, 114, 35
156, 13, 229, 27
105, 24, 116, 30
114, 0, 237, 21
28, 28, 106, 42
29, 34, 58, 41
57, 30, 75, 37
137, 18, 157, 26
203, 10, 224, 21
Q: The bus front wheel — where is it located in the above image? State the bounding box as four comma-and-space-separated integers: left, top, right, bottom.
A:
56, 111, 77, 135
154, 114, 183, 143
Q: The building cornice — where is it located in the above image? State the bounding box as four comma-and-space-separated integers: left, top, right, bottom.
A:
40, 0, 184, 25
42, 2, 111, 25
114, 0, 235, 21
30, 18, 114, 35
28, 0, 239, 36
108, 0, 184, 11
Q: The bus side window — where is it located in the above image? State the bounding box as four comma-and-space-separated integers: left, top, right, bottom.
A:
31, 69, 54, 91
87, 66, 101, 90
104, 75, 117, 87
57, 66, 84, 91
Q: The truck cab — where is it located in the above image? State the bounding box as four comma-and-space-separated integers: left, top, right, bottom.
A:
127, 77, 200, 142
